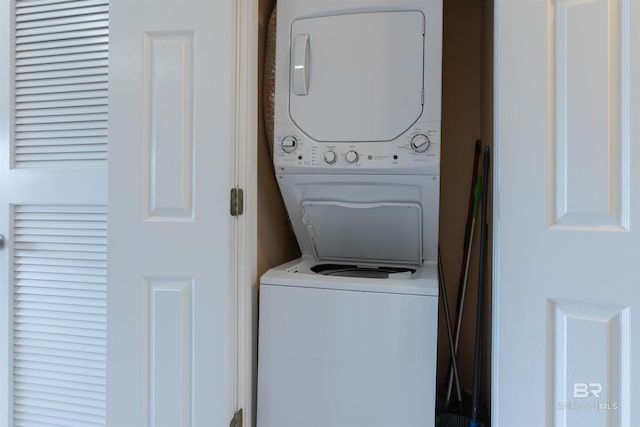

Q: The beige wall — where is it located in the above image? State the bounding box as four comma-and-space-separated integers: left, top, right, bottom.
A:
481, 0, 494, 408
257, 0, 492, 410
257, 0, 301, 278
437, 0, 485, 397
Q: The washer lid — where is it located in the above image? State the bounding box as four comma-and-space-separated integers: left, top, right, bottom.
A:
289, 11, 425, 142
301, 201, 422, 266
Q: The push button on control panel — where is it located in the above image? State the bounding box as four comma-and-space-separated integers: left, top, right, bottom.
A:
281, 136, 298, 153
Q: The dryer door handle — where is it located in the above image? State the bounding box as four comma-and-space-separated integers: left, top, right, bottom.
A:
292, 33, 310, 95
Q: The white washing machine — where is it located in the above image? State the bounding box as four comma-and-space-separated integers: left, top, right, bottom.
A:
257, 0, 442, 425
258, 258, 438, 427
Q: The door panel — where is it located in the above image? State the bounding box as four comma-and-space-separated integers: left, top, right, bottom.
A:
13, 205, 107, 427
552, 0, 627, 229
494, 0, 639, 425
107, 0, 236, 425
1, 1, 109, 425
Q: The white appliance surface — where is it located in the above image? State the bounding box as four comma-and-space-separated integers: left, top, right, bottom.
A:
301, 201, 424, 265
261, 257, 439, 295
271, 0, 442, 264
274, 0, 443, 174
258, 0, 443, 425
289, 11, 424, 142
257, 259, 439, 427
277, 173, 440, 264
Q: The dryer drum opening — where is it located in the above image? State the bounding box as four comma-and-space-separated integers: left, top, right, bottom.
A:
311, 264, 415, 279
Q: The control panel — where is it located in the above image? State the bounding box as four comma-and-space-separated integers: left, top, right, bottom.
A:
273, 122, 440, 172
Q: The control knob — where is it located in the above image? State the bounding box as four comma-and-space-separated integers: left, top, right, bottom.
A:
345, 150, 359, 164
410, 134, 431, 153
281, 136, 297, 153
324, 151, 337, 164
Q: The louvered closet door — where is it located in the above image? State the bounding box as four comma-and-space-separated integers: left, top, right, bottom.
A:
0, 1, 108, 426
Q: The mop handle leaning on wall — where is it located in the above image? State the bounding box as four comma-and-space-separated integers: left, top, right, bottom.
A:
470, 147, 490, 427
446, 140, 482, 401
437, 249, 462, 404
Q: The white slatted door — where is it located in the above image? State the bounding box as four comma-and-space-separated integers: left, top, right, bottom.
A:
494, 0, 640, 426
13, 206, 107, 426
0, 0, 109, 425
107, 0, 237, 425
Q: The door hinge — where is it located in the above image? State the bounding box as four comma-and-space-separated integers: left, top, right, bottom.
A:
230, 408, 243, 427
230, 188, 244, 216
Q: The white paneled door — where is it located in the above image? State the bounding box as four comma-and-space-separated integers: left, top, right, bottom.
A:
108, 0, 239, 426
494, 0, 639, 426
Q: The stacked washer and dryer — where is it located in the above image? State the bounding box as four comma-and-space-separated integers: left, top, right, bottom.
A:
257, 0, 442, 425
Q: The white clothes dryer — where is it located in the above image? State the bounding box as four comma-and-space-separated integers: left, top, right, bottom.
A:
272, 0, 442, 176
271, 0, 443, 261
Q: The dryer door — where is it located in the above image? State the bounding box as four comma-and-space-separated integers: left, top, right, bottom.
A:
289, 11, 425, 142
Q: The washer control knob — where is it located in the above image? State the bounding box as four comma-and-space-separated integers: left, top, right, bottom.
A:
345, 150, 359, 164
410, 133, 431, 153
324, 151, 337, 164
281, 136, 297, 153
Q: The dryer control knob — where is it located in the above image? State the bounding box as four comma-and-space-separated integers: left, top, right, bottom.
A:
324, 151, 337, 164
410, 134, 431, 153
281, 136, 298, 153
345, 150, 359, 164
